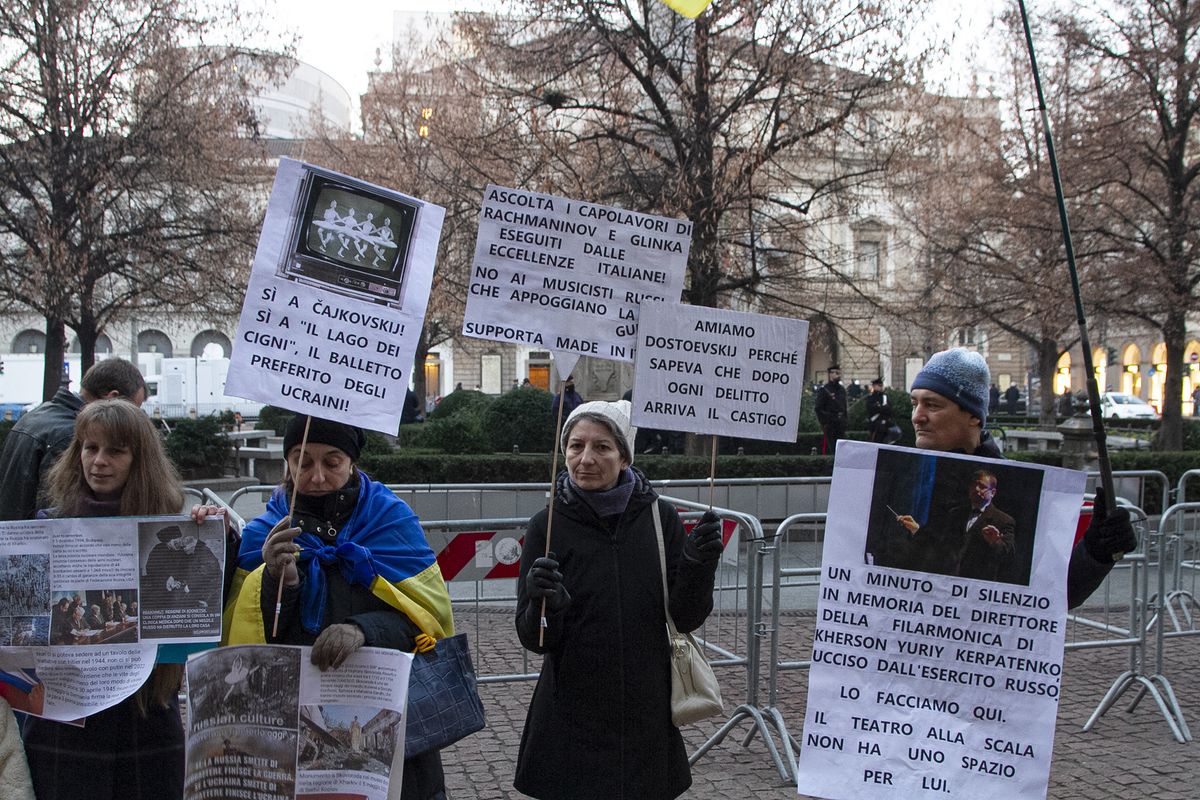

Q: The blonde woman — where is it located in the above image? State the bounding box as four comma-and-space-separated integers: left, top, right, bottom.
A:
24, 399, 228, 800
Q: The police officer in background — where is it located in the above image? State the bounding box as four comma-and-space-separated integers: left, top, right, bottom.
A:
814, 365, 848, 455
865, 378, 895, 444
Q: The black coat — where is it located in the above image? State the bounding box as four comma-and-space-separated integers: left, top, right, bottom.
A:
514, 469, 716, 800
973, 433, 1114, 609
814, 381, 847, 429
0, 386, 82, 521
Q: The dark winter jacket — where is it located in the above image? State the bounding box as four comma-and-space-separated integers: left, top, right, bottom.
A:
252, 474, 448, 800
0, 387, 82, 521
814, 380, 847, 428
973, 432, 1115, 609
514, 468, 717, 800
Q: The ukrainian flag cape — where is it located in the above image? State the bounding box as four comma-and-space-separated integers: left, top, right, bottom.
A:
225, 472, 453, 644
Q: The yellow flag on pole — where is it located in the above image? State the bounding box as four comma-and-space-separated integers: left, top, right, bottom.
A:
659, 0, 713, 18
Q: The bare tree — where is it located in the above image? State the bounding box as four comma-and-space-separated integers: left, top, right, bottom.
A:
1055, 0, 1200, 448
894, 12, 1119, 425
452, 0, 934, 316
0, 0, 281, 397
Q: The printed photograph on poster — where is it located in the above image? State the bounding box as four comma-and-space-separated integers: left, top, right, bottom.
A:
299, 704, 403, 776
0, 666, 44, 716
49, 589, 138, 645
188, 645, 301, 733
1, 553, 51, 615
185, 725, 298, 800
275, 166, 420, 309
1, 615, 49, 646
863, 449, 1044, 586
138, 519, 223, 639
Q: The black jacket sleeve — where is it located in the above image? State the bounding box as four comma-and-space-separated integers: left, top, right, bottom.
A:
662, 500, 717, 634
1066, 538, 1115, 610
515, 509, 568, 654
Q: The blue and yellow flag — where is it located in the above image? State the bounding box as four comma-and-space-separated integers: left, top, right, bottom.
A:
225, 473, 453, 644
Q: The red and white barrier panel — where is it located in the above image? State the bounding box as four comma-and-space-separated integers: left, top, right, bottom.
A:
429, 519, 738, 583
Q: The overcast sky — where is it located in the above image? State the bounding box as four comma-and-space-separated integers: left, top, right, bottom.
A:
250, 0, 1011, 117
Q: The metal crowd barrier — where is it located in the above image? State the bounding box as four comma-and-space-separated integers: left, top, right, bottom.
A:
1086, 470, 1171, 516
201, 475, 1183, 771
216, 484, 765, 745
1121, 501, 1200, 743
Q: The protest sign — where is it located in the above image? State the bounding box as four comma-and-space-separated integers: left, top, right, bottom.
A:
462, 184, 691, 377
796, 441, 1085, 800
225, 158, 443, 434
185, 644, 411, 800
0, 515, 223, 720
631, 303, 808, 442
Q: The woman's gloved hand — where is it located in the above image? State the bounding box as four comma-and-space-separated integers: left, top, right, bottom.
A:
684, 511, 724, 567
263, 515, 302, 586
527, 552, 570, 612
311, 623, 366, 670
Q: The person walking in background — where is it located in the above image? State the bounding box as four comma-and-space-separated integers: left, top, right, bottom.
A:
814, 365, 848, 456
1003, 383, 1020, 415
551, 375, 584, 416
0, 358, 146, 521
515, 400, 721, 799
989, 383, 1001, 416
865, 378, 895, 444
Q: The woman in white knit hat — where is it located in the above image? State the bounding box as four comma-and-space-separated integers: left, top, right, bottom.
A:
514, 400, 722, 800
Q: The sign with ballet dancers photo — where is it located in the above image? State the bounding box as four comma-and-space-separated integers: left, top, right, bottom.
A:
795, 442, 1086, 800
0, 515, 225, 721
185, 644, 412, 800
226, 158, 445, 434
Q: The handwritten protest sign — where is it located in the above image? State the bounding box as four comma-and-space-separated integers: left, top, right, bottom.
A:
631, 303, 808, 442
462, 185, 690, 377
226, 158, 443, 434
796, 441, 1085, 800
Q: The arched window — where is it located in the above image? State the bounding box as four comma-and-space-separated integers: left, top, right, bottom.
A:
1055, 352, 1072, 395
11, 329, 45, 354
1121, 344, 1142, 397
69, 334, 113, 354
190, 330, 232, 359
1149, 342, 1167, 411
138, 330, 174, 357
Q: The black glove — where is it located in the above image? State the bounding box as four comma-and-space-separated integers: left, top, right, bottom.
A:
527, 553, 570, 612
1084, 488, 1137, 563
684, 511, 723, 567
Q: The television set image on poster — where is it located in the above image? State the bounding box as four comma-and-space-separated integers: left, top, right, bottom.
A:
275, 165, 420, 309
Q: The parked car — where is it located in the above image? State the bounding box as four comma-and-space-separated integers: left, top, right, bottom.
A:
1100, 392, 1159, 421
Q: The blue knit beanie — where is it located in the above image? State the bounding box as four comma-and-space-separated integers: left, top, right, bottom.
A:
911, 348, 990, 423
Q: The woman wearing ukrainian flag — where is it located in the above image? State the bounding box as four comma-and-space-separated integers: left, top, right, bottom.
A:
225, 415, 453, 800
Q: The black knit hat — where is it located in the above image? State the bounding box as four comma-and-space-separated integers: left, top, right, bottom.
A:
283, 416, 366, 461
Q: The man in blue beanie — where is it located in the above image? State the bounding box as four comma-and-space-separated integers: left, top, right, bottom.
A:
909, 348, 1136, 608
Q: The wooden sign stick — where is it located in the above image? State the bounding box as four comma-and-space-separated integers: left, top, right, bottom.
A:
272, 414, 311, 638
539, 382, 569, 647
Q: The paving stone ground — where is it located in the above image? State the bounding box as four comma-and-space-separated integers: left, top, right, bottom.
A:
441, 608, 1200, 799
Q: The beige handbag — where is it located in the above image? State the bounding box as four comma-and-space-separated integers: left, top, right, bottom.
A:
652, 502, 724, 726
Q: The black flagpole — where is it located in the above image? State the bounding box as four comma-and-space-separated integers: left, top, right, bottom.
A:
1015, 0, 1117, 507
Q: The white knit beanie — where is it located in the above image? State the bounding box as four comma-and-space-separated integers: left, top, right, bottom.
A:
560, 400, 637, 463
